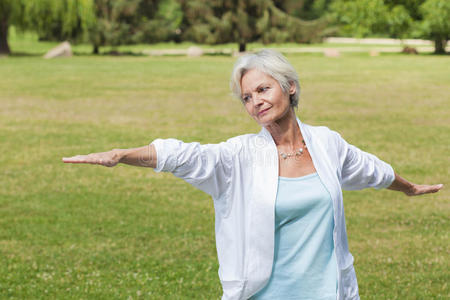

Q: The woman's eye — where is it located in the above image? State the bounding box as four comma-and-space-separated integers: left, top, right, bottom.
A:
242, 95, 250, 102
259, 87, 269, 93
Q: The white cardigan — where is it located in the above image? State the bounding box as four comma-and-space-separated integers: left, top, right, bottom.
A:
151, 118, 395, 300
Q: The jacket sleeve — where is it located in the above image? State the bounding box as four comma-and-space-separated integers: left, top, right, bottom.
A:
333, 131, 395, 191
150, 138, 234, 199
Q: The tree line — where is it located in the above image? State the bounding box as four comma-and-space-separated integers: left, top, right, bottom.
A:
0, 0, 448, 55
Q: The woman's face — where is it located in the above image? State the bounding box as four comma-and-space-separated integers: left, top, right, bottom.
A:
240, 68, 295, 127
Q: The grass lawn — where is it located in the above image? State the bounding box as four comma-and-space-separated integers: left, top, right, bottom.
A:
0, 37, 449, 299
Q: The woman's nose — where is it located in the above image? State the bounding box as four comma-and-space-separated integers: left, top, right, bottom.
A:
252, 93, 264, 106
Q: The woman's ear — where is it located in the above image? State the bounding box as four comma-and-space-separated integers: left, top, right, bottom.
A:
289, 81, 296, 95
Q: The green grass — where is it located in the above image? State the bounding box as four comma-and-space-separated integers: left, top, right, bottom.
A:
0, 37, 449, 299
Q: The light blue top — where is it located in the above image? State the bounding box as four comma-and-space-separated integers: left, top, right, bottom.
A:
251, 172, 338, 300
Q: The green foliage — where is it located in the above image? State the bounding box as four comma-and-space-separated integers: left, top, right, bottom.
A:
384, 0, 425, 20
181, 0, 268, 49
89, 0, 182, 51
0, 0, 96, 54
0, 0, 25, 54
387, 5, 414, 38
419, 0, 449, 53
141, 0, 183, 43
330, 0, 389, 37
180, 0, 328, 51
329, 0, 448, 53
88, 0, 145, 47
25, 0, 96, 42
3, 0, 446, 54
0, 0, 22, 26
259, 4, 329, 44
1, 0, 183, 54
156, 0, 182, 29
277, 0, 333, 20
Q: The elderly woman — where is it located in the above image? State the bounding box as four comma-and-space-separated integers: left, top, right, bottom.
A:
63, 49, 442, 300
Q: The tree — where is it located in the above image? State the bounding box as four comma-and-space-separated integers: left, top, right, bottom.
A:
31, 0, 96, 42
329, 0, 426, 39
0, 0, 181, 55
180, 0, 267, 52
0, 0, 24, 54
0, 0, 95, 55
258, 3, 329, 45
88, 0, 182, 54
180, 0, 328, 52
329, 0, 390, 37
329, 0, 448, 53
276, 0, 333, 20
419, 0, 449, 53
386, 5, 413, 39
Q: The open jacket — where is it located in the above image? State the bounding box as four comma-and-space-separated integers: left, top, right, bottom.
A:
151, 118, 395, 300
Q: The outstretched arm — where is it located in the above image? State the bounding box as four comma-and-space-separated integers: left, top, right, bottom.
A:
63, 138, 235, 199
387, 172, 443, 196
62, 144, 157, 168
334, 130, 444, 195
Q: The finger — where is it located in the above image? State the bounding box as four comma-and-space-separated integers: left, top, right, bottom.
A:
416, 184, 444, 195
62, 155, 98, 164
62, 155, 88, 163
62, 153, 113, 166
428, 184, 444, 193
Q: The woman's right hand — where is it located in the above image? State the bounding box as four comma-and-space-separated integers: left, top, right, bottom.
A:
62, 149, 122, 167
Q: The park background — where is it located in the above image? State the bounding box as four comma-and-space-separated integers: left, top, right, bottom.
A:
1, 0, 449, 299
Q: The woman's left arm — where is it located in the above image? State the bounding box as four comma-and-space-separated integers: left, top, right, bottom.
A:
332, 130, 444, 194
387, 172, 443, 196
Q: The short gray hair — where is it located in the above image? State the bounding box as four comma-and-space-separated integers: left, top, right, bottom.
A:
230, 49, 300, 108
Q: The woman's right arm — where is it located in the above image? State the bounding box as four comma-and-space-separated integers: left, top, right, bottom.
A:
62, 144, 157, 168
63, 138, 236, 199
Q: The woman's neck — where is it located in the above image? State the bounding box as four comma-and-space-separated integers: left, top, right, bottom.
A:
265, 109, 302, 149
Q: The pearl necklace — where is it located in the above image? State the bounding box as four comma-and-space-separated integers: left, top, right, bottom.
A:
279, 140, 307, 160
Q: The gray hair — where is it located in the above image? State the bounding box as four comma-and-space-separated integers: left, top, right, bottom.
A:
230, 49, 300, 108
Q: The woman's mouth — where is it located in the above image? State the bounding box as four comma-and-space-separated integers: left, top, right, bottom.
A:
258, 107, 271, 116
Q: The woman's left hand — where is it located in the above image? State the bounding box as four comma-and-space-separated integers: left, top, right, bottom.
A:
388, 173, 444, 196
403, 183, 444, 196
